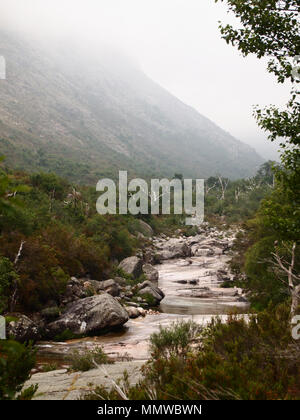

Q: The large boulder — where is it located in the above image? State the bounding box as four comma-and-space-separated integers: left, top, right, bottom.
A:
99, 279, 120, 297
156, 238, 191, 260
47, 294, 128, 337
61, 277, 89, 305
135, 220, 154, 238
137, 281, 165, 306
142, 264, 159, 283
118, 256, 143, 278
81, 279, 120, 297
6, 313, 41, 343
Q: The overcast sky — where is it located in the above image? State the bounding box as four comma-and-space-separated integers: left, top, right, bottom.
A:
0, 0, 292, 159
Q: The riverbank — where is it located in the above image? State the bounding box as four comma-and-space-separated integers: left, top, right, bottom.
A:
24, 225, 249, 399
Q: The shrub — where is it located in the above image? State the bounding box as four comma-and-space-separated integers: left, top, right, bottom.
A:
41, 224, 110, 280
69, 347, 113, 372
85, 215, 136, 261
149, 320, 201, 359
40, 363, 59, 372
83, 304, 300, 400
16, 238, 69, 311
30, 172, 69, 200
53, 329, 81, 342
0, 339, 37, 400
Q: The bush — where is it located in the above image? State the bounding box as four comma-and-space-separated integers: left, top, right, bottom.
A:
30, 172, 69, 200
41, 224, 110, 280
69, 347, 113, 372
149, 321, 201, 359
15, 238, 69, 311
85, 215, 136, 261
40, 363, 59, 372
0, 339, 37, 400
83, 304, 300, 400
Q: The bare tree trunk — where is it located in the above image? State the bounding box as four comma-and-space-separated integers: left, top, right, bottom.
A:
291, 284, 300, 316
272, 242, 300, 317
49, 188, 55, 213
235, 188, 241, 202
10, 241, 25, 312
218, 176, 229, 200
205, 183, 216, 195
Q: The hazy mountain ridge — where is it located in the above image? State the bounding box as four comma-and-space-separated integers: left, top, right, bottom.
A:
0, 31, 264, 182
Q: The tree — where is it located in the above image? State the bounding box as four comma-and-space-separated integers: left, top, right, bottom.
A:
272, 242, 300, 315
215, 0, 300, 166
215, 1, 300, 310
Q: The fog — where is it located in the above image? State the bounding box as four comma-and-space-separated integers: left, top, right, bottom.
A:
0, 0, 292, 159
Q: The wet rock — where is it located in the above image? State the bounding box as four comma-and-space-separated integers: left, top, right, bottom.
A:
142, 264, 159, 283
6, 313, 41, 343
188, 279, 198, 285
176, 280, 188, 284
47, 294, 129, 337
125, 306, 145, 319
137, 307, 146, 317
118, 256, 143, 278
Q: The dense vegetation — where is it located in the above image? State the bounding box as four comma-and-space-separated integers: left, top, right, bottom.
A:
0, 160, 275, 314
84, 305, 300, 400
216, 0, 300, 312
0, 169, 142, 312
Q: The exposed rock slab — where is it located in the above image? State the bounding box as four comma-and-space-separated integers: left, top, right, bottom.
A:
24, 361, 144, 400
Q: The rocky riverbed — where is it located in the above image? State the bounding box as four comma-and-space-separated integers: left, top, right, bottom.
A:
23, 225, 249, 399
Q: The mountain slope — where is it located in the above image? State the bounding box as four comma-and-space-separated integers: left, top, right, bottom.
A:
0, 32, 263, 182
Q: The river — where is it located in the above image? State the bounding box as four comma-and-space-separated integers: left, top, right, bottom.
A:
36, 234, 249, 365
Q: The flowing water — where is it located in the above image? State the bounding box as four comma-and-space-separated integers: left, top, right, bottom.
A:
36, 241, 249, 365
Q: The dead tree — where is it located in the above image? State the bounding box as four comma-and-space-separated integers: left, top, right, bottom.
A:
205, 182, 216, 195
218, 176, 229, 200
235, 187, 242, 202
272, 242, 300, 317
10, 240, 25, 312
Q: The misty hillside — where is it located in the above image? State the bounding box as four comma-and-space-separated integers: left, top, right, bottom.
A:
0, 32, 263, 182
